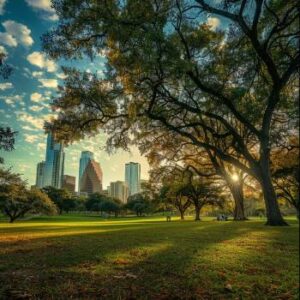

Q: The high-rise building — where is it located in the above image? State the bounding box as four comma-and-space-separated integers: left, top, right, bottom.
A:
78, 151, 94, 192
43, 133, 65, 188
35, 161, 45, 188
109, 181, 129, 203
62, 175, 76, 193
80, 159, 103, 195
125, 162, 141, 196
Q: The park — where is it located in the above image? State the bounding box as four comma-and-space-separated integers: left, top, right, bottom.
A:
0, 0, 299, 299
0, 214, 299, 299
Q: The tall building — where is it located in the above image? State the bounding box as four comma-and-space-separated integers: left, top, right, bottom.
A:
43, 133, 65, 188
35, 161, 45, 188
62, 175, 76, 193
80, 159, 103, 195
109, 181, 129, 203
125, 162, 141, 196
78, 151, 94, 192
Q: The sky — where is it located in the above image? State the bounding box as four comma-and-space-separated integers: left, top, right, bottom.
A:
0, 1, 224, 191
0, 0, 151, 190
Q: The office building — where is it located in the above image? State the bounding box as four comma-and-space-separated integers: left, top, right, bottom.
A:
109, 181, 129, 203
35, 161, 45, 188
62, 175, 76, 193
43, 133, 65, 188
125, 162, 141, 196
78, 151, 94, 192
80, 159, 103, 195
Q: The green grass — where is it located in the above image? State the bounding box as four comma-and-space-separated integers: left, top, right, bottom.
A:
0, 215, 298, 299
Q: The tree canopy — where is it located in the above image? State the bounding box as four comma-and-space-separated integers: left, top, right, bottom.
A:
43, 0, 299, 225
0, 168, 57, 223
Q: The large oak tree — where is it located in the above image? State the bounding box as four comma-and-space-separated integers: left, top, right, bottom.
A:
43, 0, 298, 225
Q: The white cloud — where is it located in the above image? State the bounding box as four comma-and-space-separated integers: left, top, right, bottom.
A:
207, 17, 220, 30
24, 133, 39, 143
1, 20, 34, 47
30, 92, 42, 102
0, 32, 17, 47
32, 71, 43, 78
0, 0, 6, 15
18, 112, 56, 131
0, 45, 7, 55
57, 73, 67, 79
0, 94, 23, 107
37, 142, 46, 151
38, 78, 58, 88
18, 112, 44, 130
4, 98, 14, 105
30, 105, 44, 112
27, 51, 57, 72
0, 82, 12, 90
25, 0, 58, 21
22, 124, 39, 131
22, 67, 32, 78
26, 0, 53, 12
46, 13, 58, 21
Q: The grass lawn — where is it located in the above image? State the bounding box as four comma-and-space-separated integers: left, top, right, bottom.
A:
0, 215, 298, 299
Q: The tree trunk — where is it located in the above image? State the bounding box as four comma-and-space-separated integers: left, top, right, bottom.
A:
194, 204, 201, 221
228, 182, 247, 221
179, 209, 185, 220
259, 156, 288, 226
9, 217, 15, 223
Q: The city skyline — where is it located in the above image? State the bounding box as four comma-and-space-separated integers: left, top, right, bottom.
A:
0, 1, 150, 188
35, 133, 147, 194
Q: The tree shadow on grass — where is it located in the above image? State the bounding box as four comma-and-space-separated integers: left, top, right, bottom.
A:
0, 220, 298, 299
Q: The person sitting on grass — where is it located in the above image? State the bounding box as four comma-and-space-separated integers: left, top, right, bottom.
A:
217, 214, 228, 221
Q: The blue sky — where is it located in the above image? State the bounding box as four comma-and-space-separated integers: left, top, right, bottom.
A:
0, 0, 150, 190
0, 1, 224, 190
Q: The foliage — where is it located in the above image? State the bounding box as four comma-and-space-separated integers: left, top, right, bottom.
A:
0, 51, 13, 79
70, 195, 87, 211
125, 193, 151, 216
0, 127, 17, 164
42, 1, 298, 225
99, 199, 121, 217
271, 136, 299, 217
85, 192, 107, 212
0, 168, 57, 222
42, 186, 72, 214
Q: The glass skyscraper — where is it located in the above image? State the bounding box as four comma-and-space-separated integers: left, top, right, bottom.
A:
78, 151, 94, 192
80, 159, 103, 195
35, 161, 45, 188
43, 133, 65, 188
125, 162, 141, 196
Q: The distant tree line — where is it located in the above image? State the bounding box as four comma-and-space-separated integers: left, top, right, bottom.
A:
0, 163, 297, 223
